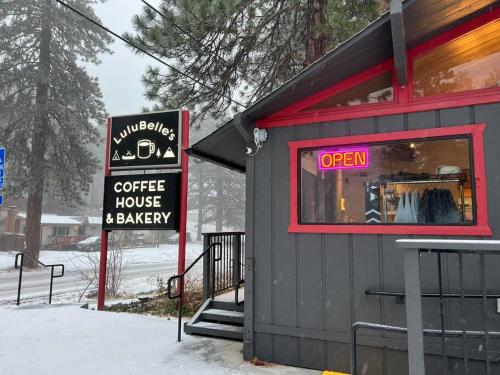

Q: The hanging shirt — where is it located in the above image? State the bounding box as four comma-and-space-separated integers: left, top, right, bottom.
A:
410, 191, 420, 223
395, 192, 407, 223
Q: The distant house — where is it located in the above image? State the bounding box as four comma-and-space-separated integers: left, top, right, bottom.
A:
12, 214, 101, 249
0, 206, 25, 251
16, 213, 82, 248
72, 216, 102, 237
2, 208, 168, 250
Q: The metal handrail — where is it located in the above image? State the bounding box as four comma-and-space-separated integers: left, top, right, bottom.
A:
167, 242, 222, 342
366, 289, 500, 299
351, 322, 500, 375
14, 252, 65, 305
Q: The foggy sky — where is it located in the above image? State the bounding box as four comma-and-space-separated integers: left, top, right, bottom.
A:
84, 0, 162, 117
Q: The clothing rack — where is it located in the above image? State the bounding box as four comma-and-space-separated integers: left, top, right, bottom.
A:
380, 175, 467, 224
383, 178, 464, 185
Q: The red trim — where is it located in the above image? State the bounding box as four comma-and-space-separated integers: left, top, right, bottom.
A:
261, 90, 500, 128
178, 110, 189, 277
270, 60, 395, 118
287, 224, 493, 236
257, 11, 500, 129
288, 124, 492, 236
97, 118, 112, 311
408, 8, 500, 60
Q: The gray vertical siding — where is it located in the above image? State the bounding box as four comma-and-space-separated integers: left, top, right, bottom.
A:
245, 103, 500, 374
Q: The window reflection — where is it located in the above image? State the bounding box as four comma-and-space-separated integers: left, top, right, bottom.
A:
413, 20, 500, 98
304, 72, 394, 111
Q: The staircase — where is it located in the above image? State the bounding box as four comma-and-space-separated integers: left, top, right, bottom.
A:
167, 232, 245, 342
185, 299, 244, 341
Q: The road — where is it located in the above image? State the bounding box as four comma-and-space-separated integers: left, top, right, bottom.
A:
0, 262, 179, 304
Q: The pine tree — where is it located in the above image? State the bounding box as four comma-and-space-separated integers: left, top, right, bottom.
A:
126, 0, 386, 120
0, 0, 112, 265
189, 160, 245, 235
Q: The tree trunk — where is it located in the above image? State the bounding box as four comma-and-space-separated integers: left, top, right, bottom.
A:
25, 0, 51, 267
215, 177, 223, 232
305, 0, 328, 66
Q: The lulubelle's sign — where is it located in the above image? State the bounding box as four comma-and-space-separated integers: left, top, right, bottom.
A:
102, 173, 180, 230
318, 147, 369, 170
109, 110, 181, 170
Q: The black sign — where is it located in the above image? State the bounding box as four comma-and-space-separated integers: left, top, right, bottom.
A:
102, 173, 180, 231
109, 110, 181, 170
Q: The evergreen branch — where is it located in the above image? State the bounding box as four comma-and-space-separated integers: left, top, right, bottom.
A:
53, 0, 245, 108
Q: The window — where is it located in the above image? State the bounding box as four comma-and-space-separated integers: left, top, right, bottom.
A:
52, 226, 69, 236
299, 137, 475, 226
303, 72, 394, 111
413, 20, 500, 98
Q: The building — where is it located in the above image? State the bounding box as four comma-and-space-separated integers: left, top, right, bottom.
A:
188, 1, 500, 373
0, 206, 25, 251
11, 213, 102, 249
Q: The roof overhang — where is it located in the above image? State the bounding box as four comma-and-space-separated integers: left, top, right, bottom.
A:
188, 0, 499, 173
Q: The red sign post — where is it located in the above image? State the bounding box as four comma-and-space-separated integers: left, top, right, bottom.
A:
177, 110, 189, 277
97, 111, 189, 310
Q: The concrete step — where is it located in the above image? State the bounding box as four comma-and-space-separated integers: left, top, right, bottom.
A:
185, 321, 243, 341
201, 308, 244, 325
211, 300, 244, 312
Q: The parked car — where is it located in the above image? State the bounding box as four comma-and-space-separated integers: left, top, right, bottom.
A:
77, 236, 101, 252
166, 232, 191, 244
166, 233, 179, 244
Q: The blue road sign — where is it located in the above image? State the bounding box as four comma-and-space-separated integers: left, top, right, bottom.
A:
0, 147, 4, 189
0, 195, 3, 206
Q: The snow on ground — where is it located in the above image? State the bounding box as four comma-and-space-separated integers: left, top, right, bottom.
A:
0, 243, 205, 307
0, 305, 318, 375
0, 242, 203, 272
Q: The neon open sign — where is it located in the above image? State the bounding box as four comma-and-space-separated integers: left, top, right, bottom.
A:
318, 147, 369, 170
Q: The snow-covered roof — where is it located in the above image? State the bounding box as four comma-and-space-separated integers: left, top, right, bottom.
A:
17, 213, 81, 225
87, 217, 102, 225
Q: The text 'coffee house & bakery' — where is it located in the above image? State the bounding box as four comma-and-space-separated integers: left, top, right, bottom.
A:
103, 173, 180, 229
98, 110, 189, 310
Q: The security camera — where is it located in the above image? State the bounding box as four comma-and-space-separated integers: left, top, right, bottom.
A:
253, 128, 267, 143
246, 128, 267, 157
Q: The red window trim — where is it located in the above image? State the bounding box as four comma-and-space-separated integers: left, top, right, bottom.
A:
258, 9, 500, 129
288, 124, 492, 236
270, 60, 396, 118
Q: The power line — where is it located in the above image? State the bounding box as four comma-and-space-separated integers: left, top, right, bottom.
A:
53, 0, 245, 108
140, 0, 259, 86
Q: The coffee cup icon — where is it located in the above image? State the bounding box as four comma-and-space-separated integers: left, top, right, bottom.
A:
137, 139, 155, 159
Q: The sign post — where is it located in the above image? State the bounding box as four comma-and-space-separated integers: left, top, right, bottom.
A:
97, 120, 111, 310
178, 111, 189, 278
97, 110, 188, 310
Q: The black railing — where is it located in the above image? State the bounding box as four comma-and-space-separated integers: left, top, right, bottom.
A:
14, 252, 65, 305
351, 322, 500, 375
365, 289, 500, 306
354, 239, 500, 375
167, 242, 222, 342
203, 232, 245, 305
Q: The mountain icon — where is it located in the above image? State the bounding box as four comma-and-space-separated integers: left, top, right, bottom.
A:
163, 147, 175, 158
